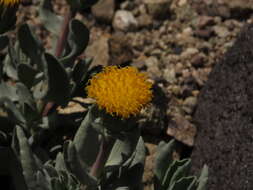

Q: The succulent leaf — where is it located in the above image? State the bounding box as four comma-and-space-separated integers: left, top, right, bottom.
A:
64, 141, 97, 187
55, 152, 67, 172
0, 97, 26, 125
154, 140, 176, 182
61, 19, 89, 65
167, 176, 196, 190
196, 165, 208, 190
0, 82, 18, 101
73, 108, 100, 167
17, 64, 37, 88
72, 58, 92, 85
106, 127, 140, 170
162, 159, 191, 188
4, 41, 19, 79
15, 126, 40, 189
18, 24, 44, 70
44, 53, 71, 105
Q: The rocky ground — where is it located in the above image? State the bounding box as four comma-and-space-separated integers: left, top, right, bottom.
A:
15, 0, 253, 189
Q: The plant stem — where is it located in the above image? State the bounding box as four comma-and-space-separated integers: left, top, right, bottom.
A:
90, 136, 115, 178
42, 9, 75, 117
55, 9, 75, 57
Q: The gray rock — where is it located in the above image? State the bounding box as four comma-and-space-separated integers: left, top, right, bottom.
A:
91, 0, 115, 23
112, 10, 138, 32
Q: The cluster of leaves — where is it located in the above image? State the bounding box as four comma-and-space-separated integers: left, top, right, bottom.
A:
0, 0, 94, 145
154, 140, 208, 190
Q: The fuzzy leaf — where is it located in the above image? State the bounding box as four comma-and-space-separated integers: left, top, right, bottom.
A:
61, 19, 89, 65
73, 108, 100, 167
44, 53, 71, 105
4, 41, 18, 79
154, 140, 176, 182
72, 58, 92, 84
35, 170, 51, 190
64, 141, 97, 187
106, 127, 140, 170
55, 152, 67, 171
15, 126, 39, 189
168, 176, 196, 190
196, 165, 208, 190
0, 82, 18, 101
18, 24, 44, 70
163, 159, 191, 188
17, 64, 37, 88
16, 83, 36, 109
0, 97, 26, 125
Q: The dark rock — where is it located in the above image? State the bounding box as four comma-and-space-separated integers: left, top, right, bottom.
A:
191, 24, 253, 190
194, 29, 214, 39
191, 53, 205, 68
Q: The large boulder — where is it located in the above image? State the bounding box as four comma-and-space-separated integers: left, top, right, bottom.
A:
191, 24, 253, 190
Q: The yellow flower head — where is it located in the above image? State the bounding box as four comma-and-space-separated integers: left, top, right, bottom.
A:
0, 0, 20, 6
86, 66, 153, 118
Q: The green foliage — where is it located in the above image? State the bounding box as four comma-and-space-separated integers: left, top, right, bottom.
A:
154, 140, 209, 190
13, 126, 83, 190
0, 16, 92, 144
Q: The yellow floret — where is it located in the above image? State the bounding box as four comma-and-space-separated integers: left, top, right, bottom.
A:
86, 66, 153, 118
0, 0, 20, 6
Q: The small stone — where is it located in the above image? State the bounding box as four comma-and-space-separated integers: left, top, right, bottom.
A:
113, 10, 138, 32
144, 0, 172, 19
167, 115, 197, 146
85, 35, 110, 67
213, 25, 230, 38
163, 67, 176, 84
194, 29, 214, 39
145, 57, 162, 80
191, 53, 205, 68
91, 0, 115, 23
195, 15, 215, 29
109, 32, 133, 65
181, 48, 199, 58
182, 96, 197, 114
170, 85, 181, 96
137, 13, 153, 28
178, 0, 187, 6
